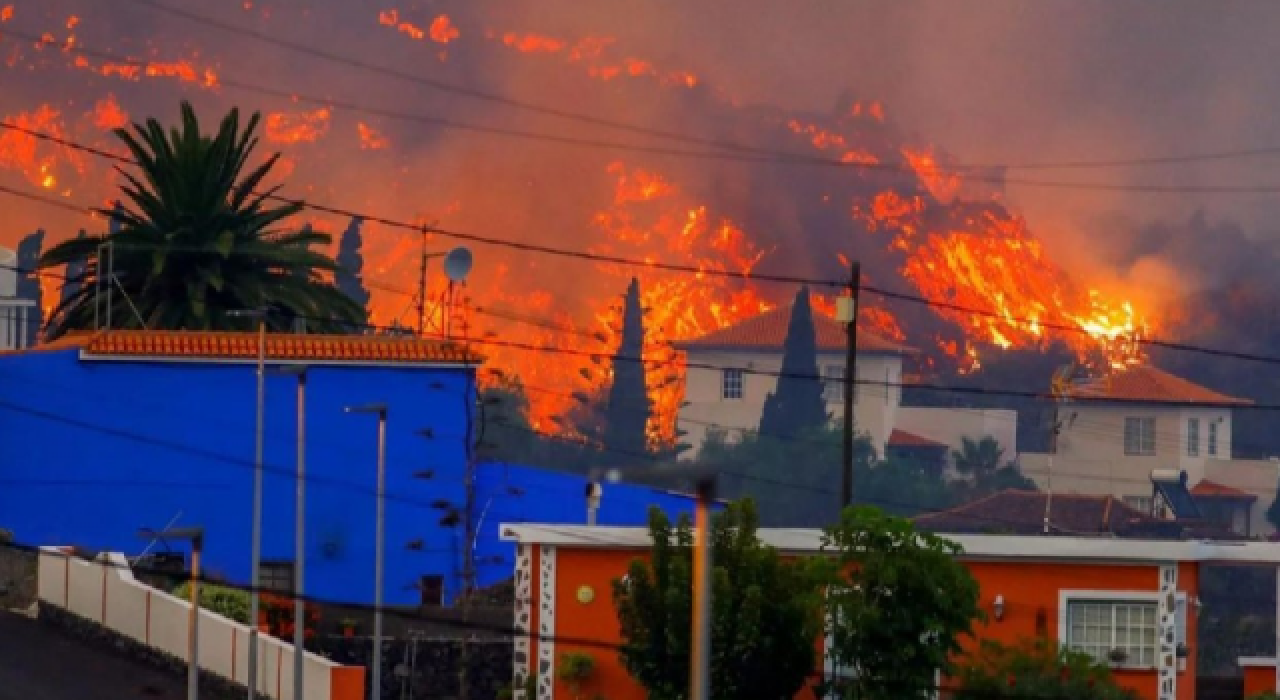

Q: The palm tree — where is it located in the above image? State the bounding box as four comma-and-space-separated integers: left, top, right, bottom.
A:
39, 101, 366, 338
951, 436, 1006, 478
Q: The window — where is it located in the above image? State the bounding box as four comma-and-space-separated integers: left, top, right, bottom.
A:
259, 561, 295, 593
1122, 495, 1152, 515
1066, 600, 1157, 668
721, 369, 743, 400
420, 575, 445, 606
1187, 418, 1200, 456
1208, 421, 1219, 456
1123, 417, 1156, 456
823, 365, 850, 402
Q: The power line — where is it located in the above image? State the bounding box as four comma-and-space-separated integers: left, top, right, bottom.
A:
3, 139, 1280, 371
103, 0, 1280, 183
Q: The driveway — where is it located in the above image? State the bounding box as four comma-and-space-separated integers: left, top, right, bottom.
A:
0, 610, 187, 700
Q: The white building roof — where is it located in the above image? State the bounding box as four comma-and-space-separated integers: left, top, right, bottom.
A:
499, 524, 1280, 565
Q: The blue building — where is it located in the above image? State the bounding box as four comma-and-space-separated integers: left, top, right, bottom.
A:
0, 329, 706, 606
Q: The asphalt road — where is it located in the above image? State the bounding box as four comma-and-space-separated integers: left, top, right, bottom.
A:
0, 610, 187, 700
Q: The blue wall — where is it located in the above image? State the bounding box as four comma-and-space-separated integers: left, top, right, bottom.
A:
0, 348, 716, 607
0, 348, 474, 605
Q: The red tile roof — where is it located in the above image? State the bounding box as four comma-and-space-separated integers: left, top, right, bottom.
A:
913, 489, 1163, 535
1070, 365, 1251, 406
46, 330, 481, 365
1191, 479, 1257, 500
887, 429, 947, 449
674, 306, 915, 355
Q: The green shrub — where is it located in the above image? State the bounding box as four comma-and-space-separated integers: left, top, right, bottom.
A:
171, 582, 250, 624
953, 638, 1139, 700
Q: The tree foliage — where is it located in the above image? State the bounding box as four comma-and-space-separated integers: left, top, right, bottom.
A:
821, 506, 981, 700
953, 638, 1138, 700
59, 230, 88, 306
335, 216, 371, 318
952, 436, 1006, 478
603, 277, 651, 464
613, 501, 825, 700
39, 101, 365, 336
759, 286, 827, 439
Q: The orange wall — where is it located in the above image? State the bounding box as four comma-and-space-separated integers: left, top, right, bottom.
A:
529, 547, 1200, 700
1244, 665, 1276, 698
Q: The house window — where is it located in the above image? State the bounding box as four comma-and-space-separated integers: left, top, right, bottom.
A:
1066, 600, 1157, 668
1187, 418, 1200, 457
823, 366, 851, 402
420, 575, 445, 606
259, 560, 295, 593
721, 369, 743, 400
1123, 417, 1156, 456
1122, 495, 1152, 515
1208, 421, 1219, 456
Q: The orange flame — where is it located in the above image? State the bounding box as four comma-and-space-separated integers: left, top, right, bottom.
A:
357, 122, 389, 150
265, 108, 331, 144
90, 95, 128, 131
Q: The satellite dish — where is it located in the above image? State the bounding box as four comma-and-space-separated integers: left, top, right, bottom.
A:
443, 246, 473, 282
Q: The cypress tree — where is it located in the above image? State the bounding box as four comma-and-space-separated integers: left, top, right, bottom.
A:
15, 229, 44, 345
60, 229, 88, 305
335, 217, 371, 314
759, 286, 828, 439
603, 277, 650, 463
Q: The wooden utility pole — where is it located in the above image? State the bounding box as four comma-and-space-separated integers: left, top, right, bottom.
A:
840, 261, 861, 509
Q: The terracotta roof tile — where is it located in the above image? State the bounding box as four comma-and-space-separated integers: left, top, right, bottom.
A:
674, 306, 915, 355
1070, 365, 1251, 406
913, 489, 1164, 535
58, 330, 481, 365
887, 429, 947, 449
1191, 479, 1258, 500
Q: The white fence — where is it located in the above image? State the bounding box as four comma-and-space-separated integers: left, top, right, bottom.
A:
37, 547, 364, 700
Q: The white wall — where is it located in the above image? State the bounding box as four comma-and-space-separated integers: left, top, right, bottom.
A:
895, 407, 1018, 456
37, 548, 354, 700
678, 349, 902, 457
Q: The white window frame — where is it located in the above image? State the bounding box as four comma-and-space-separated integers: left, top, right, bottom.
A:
1208, 421, 1219, 456
1124, 416, 1156, 456
823, 365, 849, 402
1058, 590, 1186, 671
1122, 495, 1153, 515
721, 368, 743, 400
1187, 418, 1200, 457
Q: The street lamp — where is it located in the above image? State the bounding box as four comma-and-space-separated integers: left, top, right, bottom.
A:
345, 402, 388, 700
227, 307, 268, 700
139, 526, 205, 700
274, 365, 308, 700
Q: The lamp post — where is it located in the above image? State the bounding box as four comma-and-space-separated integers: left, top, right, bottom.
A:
139, 526, 205, 700
275, 366, 308, 700
345, 402, 388, 700
228, 308, 268, 699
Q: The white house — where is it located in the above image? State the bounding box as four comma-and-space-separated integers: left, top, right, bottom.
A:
674, 304, 915, 457
1019, 364, 1278, 536
0, 245, 37, 351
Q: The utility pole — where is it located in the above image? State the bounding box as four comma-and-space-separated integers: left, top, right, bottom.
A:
689, 475, 716, 700
840, 261, 861, 509
416, 228, 428, 336
457, 390, 479, 700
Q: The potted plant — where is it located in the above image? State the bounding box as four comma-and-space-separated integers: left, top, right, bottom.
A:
558, 652, 596, 700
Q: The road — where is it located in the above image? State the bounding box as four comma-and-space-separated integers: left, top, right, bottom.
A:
0, 610, 187, 700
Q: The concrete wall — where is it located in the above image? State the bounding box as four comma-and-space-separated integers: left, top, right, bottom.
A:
0, 347, 474, 604
678, 349, 901, 457
37, 548, 364, 700
895, 406, 1019, 456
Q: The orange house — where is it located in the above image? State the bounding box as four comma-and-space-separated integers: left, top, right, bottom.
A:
501, 523, 1280, 700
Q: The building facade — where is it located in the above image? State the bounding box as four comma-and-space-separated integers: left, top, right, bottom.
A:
500, 523, 1280, 700
1018, 365, 1277, 535
675, 306, 915, 457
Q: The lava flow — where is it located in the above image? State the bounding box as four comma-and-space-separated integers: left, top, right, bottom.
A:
0, 1, 1160, 447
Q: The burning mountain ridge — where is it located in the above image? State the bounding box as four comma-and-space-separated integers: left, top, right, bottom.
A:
0, 1, 1160, 444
